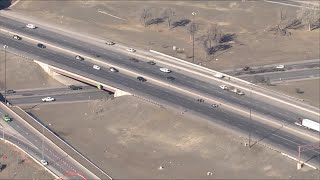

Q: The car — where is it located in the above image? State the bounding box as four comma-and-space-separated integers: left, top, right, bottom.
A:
275, 65, 285, 69
147, 61, 156, 65
166, 76, 175, 81
243, 66, 250, 71
129, 58, 139, 62
137, 76, 146, 82
93, 65, 101, 70
69, 85, 82, 90
212, 104, 219, 108
160, 67, 171, 73
40, 160, 48, 165
109, 67, 118, 72
37, 43, 46, 48
26, 24, 36, 29
197, 99, 204, 103
127, 48, 136, 52
220, 85, 228, 90
13, 35, 22, 40
42, 97, 55, 102
214, 73, 224, 78
2, 115, 11, 122
106, 41, 115, 45
6, 89, 16, 94
75, 55, 84, 61
236, 91, 245, 95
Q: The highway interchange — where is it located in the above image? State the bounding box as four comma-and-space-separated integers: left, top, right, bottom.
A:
0, 11, 319, 178
0, 107, 98, 179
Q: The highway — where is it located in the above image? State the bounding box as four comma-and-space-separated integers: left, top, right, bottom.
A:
0, 25, 314, 126
0, 16, 319, 168
0, 107, 98, 179
238, 68, 320, 82
3, 87, 111, 105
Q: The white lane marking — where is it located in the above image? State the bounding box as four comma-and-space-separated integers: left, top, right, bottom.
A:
97, 10, 125, 20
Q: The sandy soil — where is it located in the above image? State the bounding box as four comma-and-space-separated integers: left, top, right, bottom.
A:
266, 78, 320, 108
0, 51, 65, 90
23, 96, 319, 179
9, 1, 320, 71
0, 141, 52, 179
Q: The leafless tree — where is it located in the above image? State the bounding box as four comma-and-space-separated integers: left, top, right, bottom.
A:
269, 10, 293, 36
162, 8, 176, 29
297, 4, 320, 31
200, 24, 224, 59
140, 7, 153, 27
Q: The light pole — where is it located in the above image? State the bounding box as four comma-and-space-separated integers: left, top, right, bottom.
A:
42, 125, 44, 160
3, 45, 8, 105
249, 86, 252, 148
192, 12, 196, 64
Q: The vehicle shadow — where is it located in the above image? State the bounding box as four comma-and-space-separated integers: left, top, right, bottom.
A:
0, 0, 11, 11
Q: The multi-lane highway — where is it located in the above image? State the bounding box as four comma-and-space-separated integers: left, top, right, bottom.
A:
2, 87, 111, 105
0, 15, 319, 168
0, 107, 98, 179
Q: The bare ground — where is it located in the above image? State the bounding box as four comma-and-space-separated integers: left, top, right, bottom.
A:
0, 51, 65, 90
23, 96, 320, 179
266, 78, 320, 108
0, 141, 52, 179
9, 1, 320, 71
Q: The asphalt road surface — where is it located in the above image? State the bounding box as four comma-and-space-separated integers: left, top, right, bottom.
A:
239, 68, 320, 82
0, 108, 98, 179
4, 87, 110, 105
0, 16, 319, 167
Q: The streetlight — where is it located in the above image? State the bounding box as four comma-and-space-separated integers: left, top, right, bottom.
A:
192, 12, 196, 64
3, 45, 8, 105
249, 86, 252, 148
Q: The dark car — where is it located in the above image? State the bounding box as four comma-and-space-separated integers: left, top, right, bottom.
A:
13, 35, 22, 40
37, 43, 46, 48
69, 85, 82, 90
147, 61, 156, 65
243, 66, 250, 71
137, 76, 146, 82
6, 89, 16, 94
197, 99, 204, 102
129, 58, 139, 62
166, 76, 175, 81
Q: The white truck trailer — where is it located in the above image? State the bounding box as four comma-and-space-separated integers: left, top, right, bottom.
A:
295, 118, 320, 132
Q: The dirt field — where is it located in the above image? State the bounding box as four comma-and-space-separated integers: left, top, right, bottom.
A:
23, 96, 319, 179
0, 141, 52, 179
0, 51, 64, 90
9, 1, 320, 71
266, 78, 320, 108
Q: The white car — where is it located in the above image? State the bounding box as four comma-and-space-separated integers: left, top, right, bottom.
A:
26, 24, 36, 29
109, 67, 118, 72
42, 97, 55, 102
93, 65, 101, 70
13, 35, 22, 40
40, 159, 48, 165
106, 41, 115, 45
214, 73, 224, 78
126, 48, 136, 52
75, 55, 84, 61
159, 67, 171, 73
220, 85, 228, 90
275, 65, 285, 69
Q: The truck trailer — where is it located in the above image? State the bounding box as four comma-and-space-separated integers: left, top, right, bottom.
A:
295, 118, 320, 132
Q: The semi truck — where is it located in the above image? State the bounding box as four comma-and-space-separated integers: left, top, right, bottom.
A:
295, 118, 320, 132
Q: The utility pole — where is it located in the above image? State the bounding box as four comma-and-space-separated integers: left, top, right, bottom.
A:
3, 45, 8, 105
192, 12, 196, 64
42, 125, 44, 160
249, 86, 252, 148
